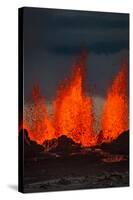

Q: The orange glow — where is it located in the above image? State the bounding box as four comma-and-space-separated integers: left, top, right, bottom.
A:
21, 55, 128, 147
53, 52, 96, 147
101, 63, 129, 142
24, 85, 55, 144
22, 52, 97, 147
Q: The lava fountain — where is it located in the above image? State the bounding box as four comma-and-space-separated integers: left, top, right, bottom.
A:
53, 52, 96, 147
24, 85, 55, 144
101, 63, 129, 142
22, 53, 128, 147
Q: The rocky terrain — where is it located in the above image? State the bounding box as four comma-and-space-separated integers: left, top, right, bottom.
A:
19, 129, 129, 193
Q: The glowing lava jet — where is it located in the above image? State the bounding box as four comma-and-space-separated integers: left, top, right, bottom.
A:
101, 63, 129, 142
21, 56, 129, 147
24, 85, 55, 144
53, 52, 96, 147
23, 52, 96, 147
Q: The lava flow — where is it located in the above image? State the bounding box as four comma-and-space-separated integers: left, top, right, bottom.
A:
101, 63, 129, 142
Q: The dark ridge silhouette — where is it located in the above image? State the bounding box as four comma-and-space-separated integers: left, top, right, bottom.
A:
19, 129, 129, 157
100, 130, 129, 155
19, 129, 44, 159
43, 135, 82, 155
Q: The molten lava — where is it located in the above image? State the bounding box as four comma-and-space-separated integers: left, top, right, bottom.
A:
101, 63, 129, 142
22, 54, 128, 147
53, 52, 96, 147
24, 85, 55, 144
22, 52, 96, 147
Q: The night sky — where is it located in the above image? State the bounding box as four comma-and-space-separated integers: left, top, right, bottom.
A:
23, 7, 129, 124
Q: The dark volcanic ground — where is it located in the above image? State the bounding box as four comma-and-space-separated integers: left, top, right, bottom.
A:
19, 130, 129, 193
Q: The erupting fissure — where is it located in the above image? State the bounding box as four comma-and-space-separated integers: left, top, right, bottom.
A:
22, 53, 129, 147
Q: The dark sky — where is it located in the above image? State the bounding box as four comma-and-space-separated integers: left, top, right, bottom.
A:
23, 7, 129, 103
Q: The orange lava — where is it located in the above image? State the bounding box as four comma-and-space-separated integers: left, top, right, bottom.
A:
22, 52, 96, 147
24, 85, 55, 144
21, 54, 129, 147
53, 52, 96, 146
101, 63, 129, 142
